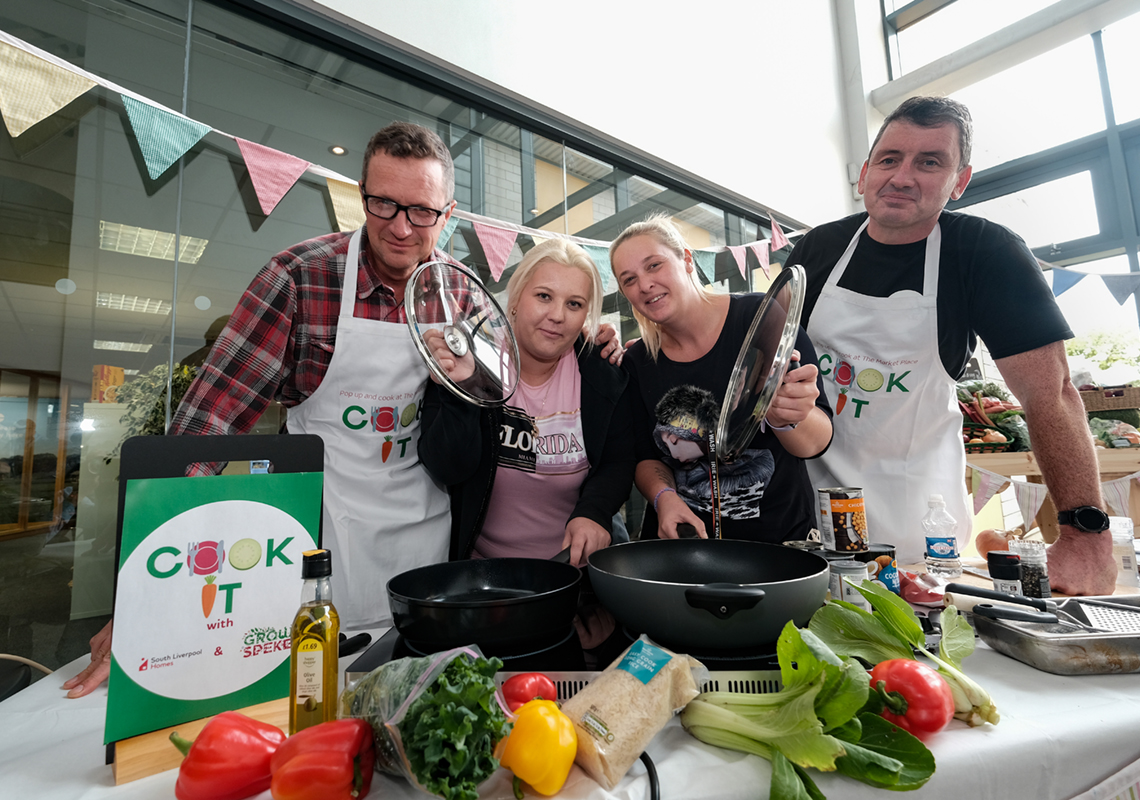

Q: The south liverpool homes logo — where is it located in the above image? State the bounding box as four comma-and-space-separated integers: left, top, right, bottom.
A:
146, 536, 295, 622
340, 392, 423, 463
819, 354, 909, 418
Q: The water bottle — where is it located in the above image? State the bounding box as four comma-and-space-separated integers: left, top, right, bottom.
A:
922, 494, 962, 578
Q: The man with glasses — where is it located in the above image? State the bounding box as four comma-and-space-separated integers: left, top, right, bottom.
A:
65, 122, 467, 698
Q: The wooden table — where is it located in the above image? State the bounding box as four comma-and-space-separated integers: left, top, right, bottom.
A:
966, 449, 1140, 542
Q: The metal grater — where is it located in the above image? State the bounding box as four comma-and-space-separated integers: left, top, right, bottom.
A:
1076, 601, 1140, 633
497, 670, 784, 701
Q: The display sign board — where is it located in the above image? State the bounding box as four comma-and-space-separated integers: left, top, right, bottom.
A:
105, 472, 322, 744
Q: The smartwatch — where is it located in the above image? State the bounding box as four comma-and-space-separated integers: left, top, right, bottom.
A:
1057, 506, 1110, 533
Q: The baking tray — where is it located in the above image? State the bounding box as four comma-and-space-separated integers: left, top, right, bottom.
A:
972, 593, 1140, 675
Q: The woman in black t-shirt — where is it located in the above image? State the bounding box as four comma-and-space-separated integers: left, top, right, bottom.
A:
609, 215, 833, 542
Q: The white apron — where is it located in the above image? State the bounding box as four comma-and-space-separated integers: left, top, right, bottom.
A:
287, 229, 450, 629
805, 220, 970, 564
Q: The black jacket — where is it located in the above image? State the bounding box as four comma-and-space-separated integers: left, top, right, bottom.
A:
420, 337, 636, 560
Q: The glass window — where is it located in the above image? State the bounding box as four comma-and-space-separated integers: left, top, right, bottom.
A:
894, 0, 1059, 76
1102, 11, 1140, 126
960, 171, 1099, 250
951, 36, 1103, 171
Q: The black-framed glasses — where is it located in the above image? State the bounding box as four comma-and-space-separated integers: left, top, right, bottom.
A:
362, 193, 446, 227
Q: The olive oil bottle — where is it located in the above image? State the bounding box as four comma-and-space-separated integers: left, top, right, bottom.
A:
289, 549, 340, 734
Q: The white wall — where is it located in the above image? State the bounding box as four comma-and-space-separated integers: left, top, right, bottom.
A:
303, 0, 854, 227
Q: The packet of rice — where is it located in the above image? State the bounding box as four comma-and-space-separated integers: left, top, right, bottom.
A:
561, 635, 708, 789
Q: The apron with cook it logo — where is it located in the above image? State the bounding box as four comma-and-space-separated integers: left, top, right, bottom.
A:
805, 220, 970, 564
286, 228, 449, 629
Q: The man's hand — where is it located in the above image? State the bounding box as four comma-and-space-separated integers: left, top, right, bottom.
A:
562, 517, 612, 567
656, 490, 707, 539
63, 620, 113, 698
590, 323, 625, 365
1047, 530, 1117, 596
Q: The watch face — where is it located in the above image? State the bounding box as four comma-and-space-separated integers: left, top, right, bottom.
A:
1073, 506, 1110, 532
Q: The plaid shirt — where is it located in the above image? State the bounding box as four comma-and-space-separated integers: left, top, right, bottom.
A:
169, 228, 462, 441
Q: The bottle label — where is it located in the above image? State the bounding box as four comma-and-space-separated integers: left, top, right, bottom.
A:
926, 536, 959, 558
295, 639, 323, 704
993, 578, 1022, 595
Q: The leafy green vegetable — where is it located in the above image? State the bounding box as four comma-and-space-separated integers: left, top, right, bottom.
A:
956, 380, 1011, 403
680, 621, 935, 799
809, 581, 999, 728
398, 655, 511, 800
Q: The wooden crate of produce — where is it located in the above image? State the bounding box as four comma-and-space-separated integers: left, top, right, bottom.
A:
1081, 386, 1140, 412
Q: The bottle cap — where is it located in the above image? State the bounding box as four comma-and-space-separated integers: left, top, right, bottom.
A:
987, 551, 1021, 580
301, 549, 332, 578
928, 494, 945, 507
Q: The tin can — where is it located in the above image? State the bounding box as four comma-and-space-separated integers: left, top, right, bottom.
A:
782, 539, 822, 552
828, 560, 871, 611
817, 487, 869, 552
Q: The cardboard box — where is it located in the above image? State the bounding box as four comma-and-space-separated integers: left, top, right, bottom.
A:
92, 365, 125, 403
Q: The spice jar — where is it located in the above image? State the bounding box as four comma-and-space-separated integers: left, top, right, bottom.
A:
987, 551, 1022, 595
1009, 540, 1051, 598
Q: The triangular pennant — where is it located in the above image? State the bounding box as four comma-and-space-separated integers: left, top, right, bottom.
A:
474, 222, 517, 282
692, 250, 716, 284
1102, 473, 1136, 516
1101, 273, 1140, 305
969, 466, 1006, 515
750, 242, 771, 280
325, 178, 365, 232
582, 245, 612, 294
727, 245, 748, 279
121, 95, 210, 180
531, 235, 549, 248
769, 215, 790, 251
1012, 480, 1049, 529
0, 41, 96, 137
235, 138, 310, 216
1050, 267, 1085, 297
438, 215, 460, 249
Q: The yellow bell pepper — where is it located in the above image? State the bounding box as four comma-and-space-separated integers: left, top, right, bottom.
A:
499, 699, 577, 797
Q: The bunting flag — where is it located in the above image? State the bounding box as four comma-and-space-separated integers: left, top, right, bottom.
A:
969, 465, 1010, 515
692, 250, 716, 284
770, 215, 790, 251
1012, 480, 1050, 530
325, 178, 365, 232
121, 95, 210, 180
1102, 473, 1137, 516
235, 138, 310, 216
582, 245, 612, 293
1051, 267, 1085, 297
530, 235, 549, 248
438, 215, 460, 249
1102, 273, 1140, 305
0, 40, 95, 137
750, 241, 771, 279
728, 245, 748, 279
474, 221, 517, 281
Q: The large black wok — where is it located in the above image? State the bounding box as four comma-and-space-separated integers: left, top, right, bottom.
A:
387, 558, 581, 652
588, 539, 828, 651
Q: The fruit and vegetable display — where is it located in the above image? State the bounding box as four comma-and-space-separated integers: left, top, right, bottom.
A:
957, 380, 1029, 451
339, 647, 510, 800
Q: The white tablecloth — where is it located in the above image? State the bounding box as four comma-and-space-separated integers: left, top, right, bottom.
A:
3, 637, 1139, 800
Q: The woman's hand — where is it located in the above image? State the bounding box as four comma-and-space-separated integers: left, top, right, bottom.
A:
422, 327, 476, 382
765, 350, 819, 429
561, 517, 612, 567
655, 490, 707, 539
63, 619, 113, 698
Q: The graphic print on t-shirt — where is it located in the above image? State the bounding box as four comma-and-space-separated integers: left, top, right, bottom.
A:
652, 385, 775, 519
498, 404, 588, 476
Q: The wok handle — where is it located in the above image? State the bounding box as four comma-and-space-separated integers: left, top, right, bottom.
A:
973, 603, 1058, 624
944, 582, 1050, 611
685, 583, 765, 620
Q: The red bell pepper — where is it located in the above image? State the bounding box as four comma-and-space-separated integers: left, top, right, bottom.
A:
269, 718, 375, 800
501, 672, 558, 713
868, 659, 955, 740
169, 711, 287, 800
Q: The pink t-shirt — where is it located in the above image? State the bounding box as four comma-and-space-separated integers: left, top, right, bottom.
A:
475, 349, 589, 559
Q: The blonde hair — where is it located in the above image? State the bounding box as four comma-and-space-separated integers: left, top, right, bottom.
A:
506, 239, 603, 341
609, 214, 714, 359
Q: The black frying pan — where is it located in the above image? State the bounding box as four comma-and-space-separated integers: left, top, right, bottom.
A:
387, 557, 581, 652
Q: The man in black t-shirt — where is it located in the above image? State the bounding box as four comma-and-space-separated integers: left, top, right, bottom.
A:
789, 96, 1114, 596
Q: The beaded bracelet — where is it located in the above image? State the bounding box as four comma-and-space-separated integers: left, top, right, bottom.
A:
653, 487, 676, 513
